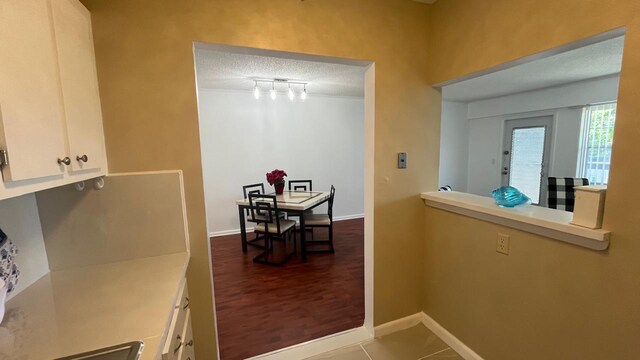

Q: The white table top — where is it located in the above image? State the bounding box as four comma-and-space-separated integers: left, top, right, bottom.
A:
237, 190, 330, 211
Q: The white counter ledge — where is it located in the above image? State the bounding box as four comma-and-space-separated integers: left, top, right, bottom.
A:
422, 191, 610, 251
0, 252, 189, 360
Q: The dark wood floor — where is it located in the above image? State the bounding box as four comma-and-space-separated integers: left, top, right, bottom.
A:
211, 218, 364, 360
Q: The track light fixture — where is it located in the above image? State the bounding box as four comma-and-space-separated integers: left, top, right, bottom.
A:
251, 79, 309, 101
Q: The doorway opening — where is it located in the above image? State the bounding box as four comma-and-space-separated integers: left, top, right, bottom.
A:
193, 43, 375, 359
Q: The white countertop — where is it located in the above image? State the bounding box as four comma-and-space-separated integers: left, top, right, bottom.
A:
0, 252, 189, 360
422, 191, 610, 250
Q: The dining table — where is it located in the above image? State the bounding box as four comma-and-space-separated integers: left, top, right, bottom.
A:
236, 190, 331, 262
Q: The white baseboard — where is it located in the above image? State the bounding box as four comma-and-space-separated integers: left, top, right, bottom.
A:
372, 312, 483, 360
209, 213, 364, 238
420, 312, 484, 360
247, 326, 372, 360
244, 311, 481, 360
209, 227, 254, 238
333, 213, 365, 221
373, 312, 424, 338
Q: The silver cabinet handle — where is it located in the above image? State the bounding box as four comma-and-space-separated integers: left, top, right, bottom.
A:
183, 297, 190, 310
76, 154, 88, 162
57, 157, 71, 166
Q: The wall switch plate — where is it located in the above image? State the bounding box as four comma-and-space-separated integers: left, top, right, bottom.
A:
497, 233, 510, 255
398, 152, 407, 169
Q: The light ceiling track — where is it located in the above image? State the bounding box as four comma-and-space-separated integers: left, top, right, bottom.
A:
252, 78, 308, 101
253, 78, 308, 86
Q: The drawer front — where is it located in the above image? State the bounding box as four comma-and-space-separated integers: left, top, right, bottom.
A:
178, 310, 194, 360
162, 281, 190, 360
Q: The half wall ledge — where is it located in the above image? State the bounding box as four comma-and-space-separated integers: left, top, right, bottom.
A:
421, 191, 610, 251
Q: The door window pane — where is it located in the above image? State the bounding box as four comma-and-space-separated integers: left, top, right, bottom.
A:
578, 103, 616, 185
509, 127, 546, 204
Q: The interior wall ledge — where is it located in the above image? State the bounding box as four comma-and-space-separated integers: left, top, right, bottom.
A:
421, 191, 610, 251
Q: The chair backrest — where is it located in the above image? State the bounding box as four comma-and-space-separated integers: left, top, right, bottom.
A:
243, 183, 265, 216
243, 183, 265, 199
328, 185, 336, 220
288, 180, 312, 192
547, 177, 589, 212
247, 193, 283, 234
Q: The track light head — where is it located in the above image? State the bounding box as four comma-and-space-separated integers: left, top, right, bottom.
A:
270, 82, 277, 100
288, 85, 295, 100
253, 82, 260, 99
300, 85, 307, 101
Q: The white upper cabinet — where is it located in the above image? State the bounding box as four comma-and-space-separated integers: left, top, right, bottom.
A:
0, 0, 68, 181
51, 0, 107, 173
0, 0, 108, 200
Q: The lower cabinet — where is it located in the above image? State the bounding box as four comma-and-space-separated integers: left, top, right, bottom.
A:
177, 312, 194, 360
162, 281, 195, 360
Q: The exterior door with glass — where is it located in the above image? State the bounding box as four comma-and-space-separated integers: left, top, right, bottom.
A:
501, 116, 553, 206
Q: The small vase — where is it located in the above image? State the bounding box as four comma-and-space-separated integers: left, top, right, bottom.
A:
275, 182, 285, 195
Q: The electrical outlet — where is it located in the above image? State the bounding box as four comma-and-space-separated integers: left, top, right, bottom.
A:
496, 233, 510, 255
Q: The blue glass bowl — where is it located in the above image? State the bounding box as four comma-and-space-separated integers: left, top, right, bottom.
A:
491, 186, 531, 207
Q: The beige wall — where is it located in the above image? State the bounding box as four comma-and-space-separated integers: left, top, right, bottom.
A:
424, 1, 640, 359
80, 0, 438, 358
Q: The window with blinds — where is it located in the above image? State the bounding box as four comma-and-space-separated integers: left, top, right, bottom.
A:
577, 102, 617, 185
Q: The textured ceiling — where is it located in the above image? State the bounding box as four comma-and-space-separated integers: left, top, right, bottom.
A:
442, 36, 624, 102
194, 47, 366, 97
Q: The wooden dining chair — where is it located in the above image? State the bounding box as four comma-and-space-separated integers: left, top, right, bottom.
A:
302, 185, 336, 254
288, 180, 313, 192
247, 193, 297, 266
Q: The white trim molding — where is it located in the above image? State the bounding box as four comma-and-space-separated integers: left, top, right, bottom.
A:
373, 313, 424, 338
248, 311, 483, 360
334, 213, 365, 222
420, 313, 484, 360
247, 326, 372, 360
209, 227, 254, 238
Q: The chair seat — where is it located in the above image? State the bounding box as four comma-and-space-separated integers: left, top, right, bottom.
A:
304, 214, 331, 226
255, 219, 296, 234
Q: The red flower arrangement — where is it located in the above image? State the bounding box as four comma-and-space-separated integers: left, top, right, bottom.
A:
266, 169, 287, 186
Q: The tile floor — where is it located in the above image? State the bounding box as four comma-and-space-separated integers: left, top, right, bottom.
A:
305, 324, 464, 360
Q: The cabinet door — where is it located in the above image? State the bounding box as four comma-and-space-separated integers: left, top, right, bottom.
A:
0, 0, 68, 181
51, 0, 107, 173
179, 311, 195, 360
